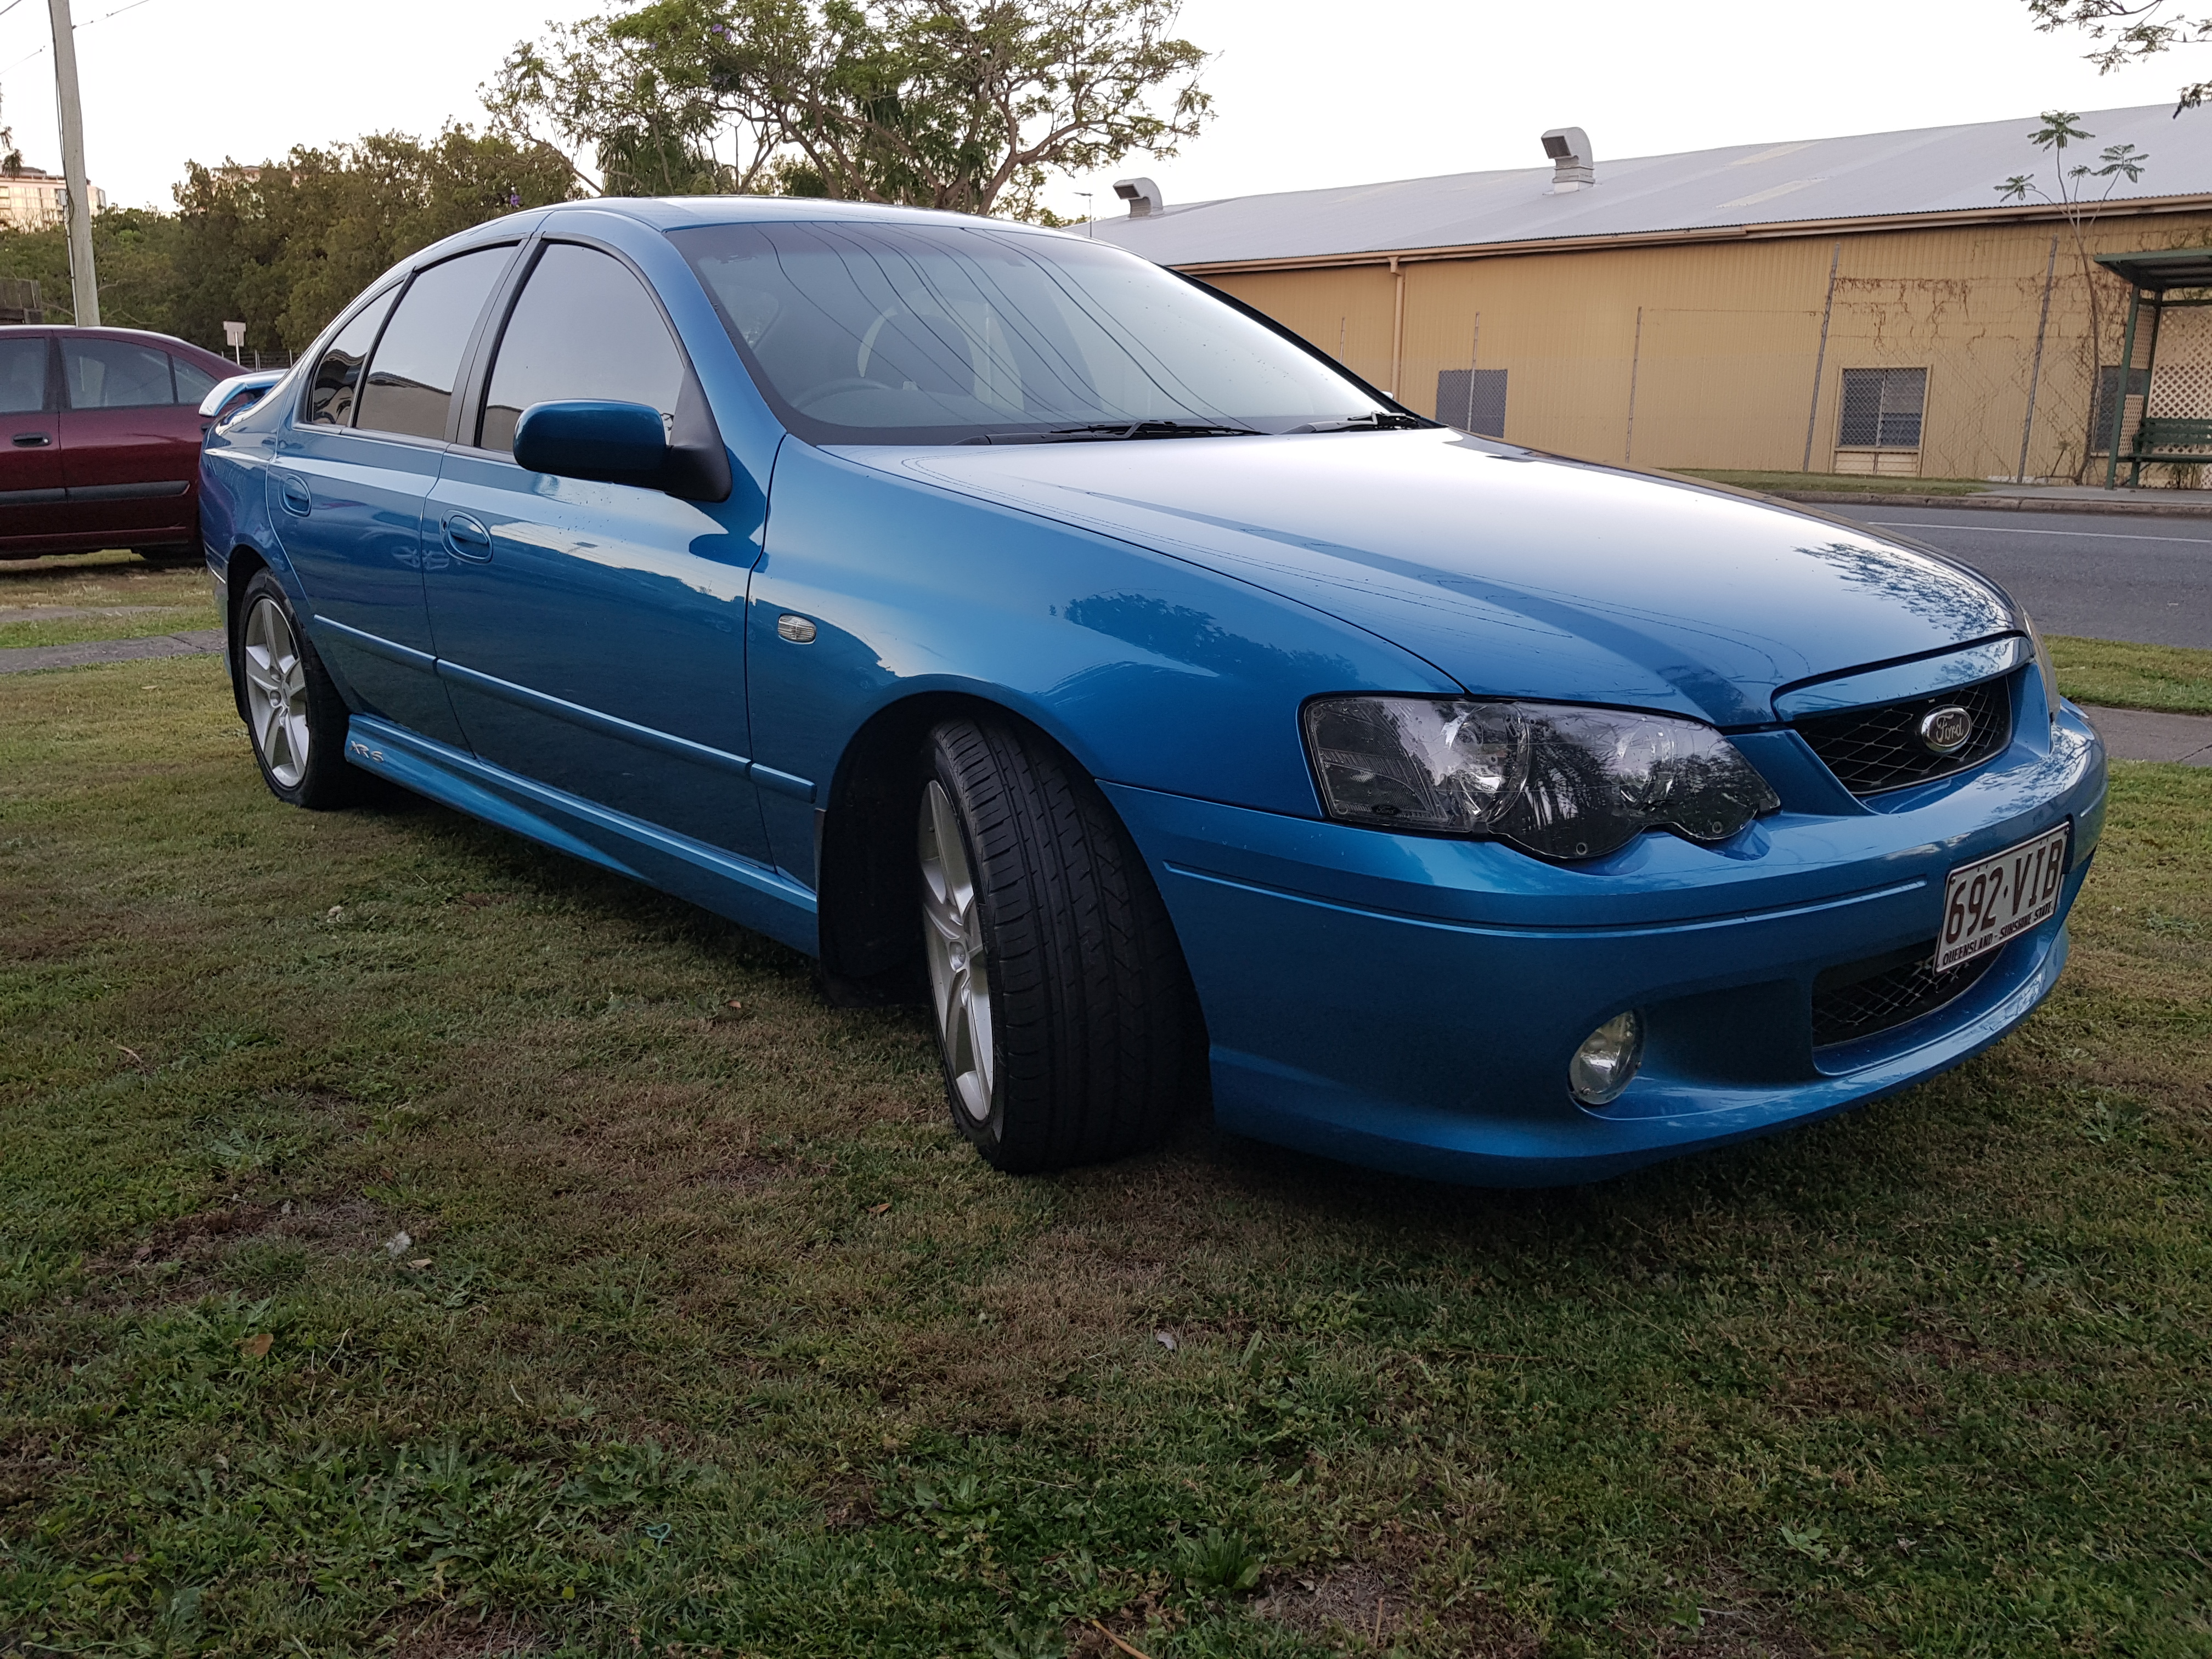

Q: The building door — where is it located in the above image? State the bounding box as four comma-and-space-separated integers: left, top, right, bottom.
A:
423, 240, 770, 862
268, 247, 516, 749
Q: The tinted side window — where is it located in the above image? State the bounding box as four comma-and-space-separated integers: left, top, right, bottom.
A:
0, 336, 46, 414
481, 244, 685, 453
305, 286, 398, 426
64, 338, 174, 408
172, 356, 220, 408
355, 247, 512, 441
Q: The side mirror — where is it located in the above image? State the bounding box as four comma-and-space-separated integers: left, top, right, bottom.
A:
513, 400, 669, 489
200, 370, 284, 424
511, 398, 732, 502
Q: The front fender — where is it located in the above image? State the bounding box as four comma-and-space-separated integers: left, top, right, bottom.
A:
746, 439, 1453, 883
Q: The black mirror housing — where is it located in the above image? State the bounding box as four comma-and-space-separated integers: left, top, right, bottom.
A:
512, 391, 733, 504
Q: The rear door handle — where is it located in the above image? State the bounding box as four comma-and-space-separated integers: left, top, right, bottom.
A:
279, 475, 312, 515
11, 432, 50, 447
442, 512, 493, 561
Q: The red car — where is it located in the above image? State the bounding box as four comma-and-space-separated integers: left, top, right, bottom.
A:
1, 324, 241, 563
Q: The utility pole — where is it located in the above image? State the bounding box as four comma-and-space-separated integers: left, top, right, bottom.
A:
47, 0, 98, 328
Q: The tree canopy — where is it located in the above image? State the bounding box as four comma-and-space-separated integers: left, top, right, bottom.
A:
487, 0, 1212, 220
0, 126, 575, 352
2029, 0, 2212, 108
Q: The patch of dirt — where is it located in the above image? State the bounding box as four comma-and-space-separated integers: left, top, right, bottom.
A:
101, 1202, 278, 1276
1253, 1564, 1457, 1650
385, 1610, 540, 1658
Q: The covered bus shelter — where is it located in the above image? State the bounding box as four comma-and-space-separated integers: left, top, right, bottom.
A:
2099, 246, 2212, 487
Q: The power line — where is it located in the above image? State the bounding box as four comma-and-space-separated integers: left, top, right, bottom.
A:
78, 0, 160, 25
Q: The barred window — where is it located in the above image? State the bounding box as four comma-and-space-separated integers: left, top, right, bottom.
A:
1435, 368, 1508, 437
1837, 367, 1927, 449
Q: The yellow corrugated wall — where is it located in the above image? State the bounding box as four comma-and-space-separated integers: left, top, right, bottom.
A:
1203, 213, 2212, 480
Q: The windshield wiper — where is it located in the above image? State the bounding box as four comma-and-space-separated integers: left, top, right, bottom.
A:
961, 419, 1263, 444
1285, 412, 1431, 433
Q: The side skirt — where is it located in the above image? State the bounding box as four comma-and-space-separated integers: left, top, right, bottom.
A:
343, 715, 821, 956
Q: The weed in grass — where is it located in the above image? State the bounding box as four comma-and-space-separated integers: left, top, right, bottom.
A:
3, 657, 2210, 1656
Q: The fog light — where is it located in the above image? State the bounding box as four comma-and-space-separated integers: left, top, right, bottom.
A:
1568, 1011, 1644, 1105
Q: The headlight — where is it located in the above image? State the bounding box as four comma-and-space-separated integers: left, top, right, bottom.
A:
1302, 696, 1780, 861
2022, 609, 2062, 721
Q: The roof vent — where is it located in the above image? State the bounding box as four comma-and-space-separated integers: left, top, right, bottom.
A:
1113, 177, 1164, 217
1541, 127, 1594, 193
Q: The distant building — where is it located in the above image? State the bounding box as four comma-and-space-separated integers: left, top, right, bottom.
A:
1090, 105, 2212, 483
0, 163, 109, 232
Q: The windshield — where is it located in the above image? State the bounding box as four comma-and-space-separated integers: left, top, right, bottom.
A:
670, 219, 1395, 444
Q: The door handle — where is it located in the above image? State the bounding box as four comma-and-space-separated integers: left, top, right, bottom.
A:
279, 475, 312, 515
11, 432, 50, 447
442, 512, 493, 561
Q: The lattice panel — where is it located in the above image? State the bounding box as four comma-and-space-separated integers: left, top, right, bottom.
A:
2148, 305, 2212, 419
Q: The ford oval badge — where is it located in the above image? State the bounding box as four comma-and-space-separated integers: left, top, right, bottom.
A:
1918, 704, 1974, 754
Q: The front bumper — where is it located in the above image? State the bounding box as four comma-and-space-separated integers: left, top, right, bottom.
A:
1108, 698, 2106, 1186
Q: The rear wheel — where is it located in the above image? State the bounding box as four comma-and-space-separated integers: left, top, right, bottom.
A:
918, 715, 1194, 1172
238, 570, 355, 809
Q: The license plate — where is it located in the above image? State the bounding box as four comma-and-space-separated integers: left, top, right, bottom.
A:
1936, 823, 2071, 972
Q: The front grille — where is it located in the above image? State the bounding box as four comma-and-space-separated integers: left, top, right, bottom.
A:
1812, 941, 1998, 1048
1793, 672, 2015, 796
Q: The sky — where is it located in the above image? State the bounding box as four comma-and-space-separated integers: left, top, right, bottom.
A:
0, 0, 2203, 218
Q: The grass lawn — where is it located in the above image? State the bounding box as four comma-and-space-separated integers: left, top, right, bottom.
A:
0, 552, 216, 652
4, 654, 2211, 1657
1668, 472, 1992, 498
2049, 637, 2212, 718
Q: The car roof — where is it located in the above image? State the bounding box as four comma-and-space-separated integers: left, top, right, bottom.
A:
534, 195, 1072, 238
0, 322, 233, 362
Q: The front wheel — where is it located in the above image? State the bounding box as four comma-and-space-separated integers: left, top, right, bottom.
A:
238, 570, 356, 809
918, 716, 1195, 1172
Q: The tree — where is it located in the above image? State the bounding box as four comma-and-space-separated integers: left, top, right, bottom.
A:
1997, 111, 2150, 476
168, 127, 580, 352
0, 126, 577, 352
487, 0, 1212, 221
2027, 1, 2212, 108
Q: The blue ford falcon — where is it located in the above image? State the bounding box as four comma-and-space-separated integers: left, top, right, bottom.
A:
196, 197, 2106, 1186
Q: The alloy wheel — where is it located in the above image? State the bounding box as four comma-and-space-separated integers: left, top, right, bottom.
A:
918, 778, 995, 1124
242, 596, 312, 789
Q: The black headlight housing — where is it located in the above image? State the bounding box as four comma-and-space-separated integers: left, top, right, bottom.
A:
1302, 696, 1780, 861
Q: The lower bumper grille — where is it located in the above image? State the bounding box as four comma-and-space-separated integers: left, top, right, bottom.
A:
1793, 672, 2016, 796
1812, 940, 1999, 1048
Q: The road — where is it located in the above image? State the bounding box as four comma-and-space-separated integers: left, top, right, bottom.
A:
1830, 505, 2210, 649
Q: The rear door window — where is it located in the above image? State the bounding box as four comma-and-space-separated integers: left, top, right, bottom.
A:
304, 286, 398, 427
63, 337, 174, 407
479, 244, 686, 453
172, 356, 220, 409
0, 336, 46, 413
354, 247, 513, 441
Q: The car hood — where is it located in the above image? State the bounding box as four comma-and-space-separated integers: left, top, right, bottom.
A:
836, 429, 2017, 727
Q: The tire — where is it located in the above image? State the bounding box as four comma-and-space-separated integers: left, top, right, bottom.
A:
237, 569, 356, 810
917, 715, 1195, 1172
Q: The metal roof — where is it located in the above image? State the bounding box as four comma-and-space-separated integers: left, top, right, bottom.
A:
1086, 104, 2212, 267
2096, 245, 2212, 288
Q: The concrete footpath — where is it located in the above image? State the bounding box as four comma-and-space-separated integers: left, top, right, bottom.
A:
0, 628, 225, 674
1776, 482, 2212, 518
3, 628, 2204, 767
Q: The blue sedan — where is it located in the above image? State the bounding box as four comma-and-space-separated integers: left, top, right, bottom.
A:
196, 198, 2106, 1186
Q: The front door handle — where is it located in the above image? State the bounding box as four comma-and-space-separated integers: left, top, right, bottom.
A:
442, 512, 493, 562
279, 475, 312, 516
11, 432, 50, 447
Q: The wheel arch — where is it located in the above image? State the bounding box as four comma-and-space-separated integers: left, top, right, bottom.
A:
221, 542, 270, 724
814, 687, 1182, 1008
